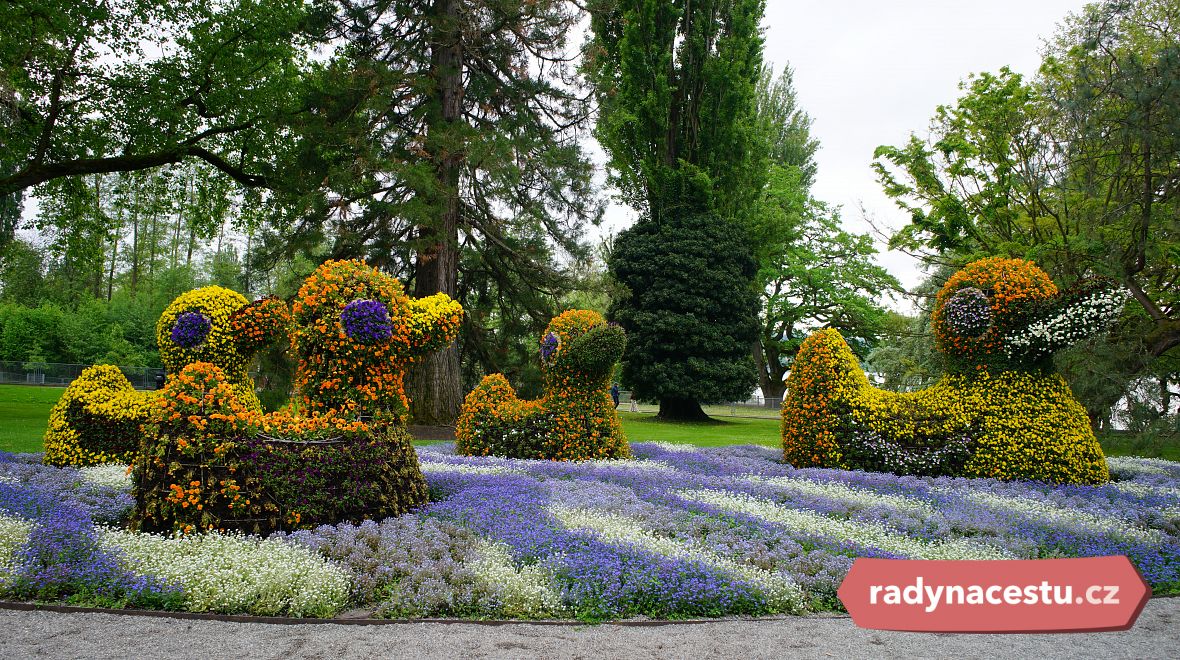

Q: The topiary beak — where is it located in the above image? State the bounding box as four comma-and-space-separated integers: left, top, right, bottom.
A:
1002, 277, 1126, 361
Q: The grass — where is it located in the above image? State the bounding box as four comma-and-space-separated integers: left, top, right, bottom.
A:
0, 384, 62, 454
0, 384, 1175, 461
618, 411, 779, 446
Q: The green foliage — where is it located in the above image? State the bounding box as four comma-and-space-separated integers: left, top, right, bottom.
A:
755, 65, 819, 190
609, 211, 759, 414
751, 165, 899, 398
588, 1, 768, 419
873, 0, 1180, 428
0, 0, 318, 198
586, 0, 769, 221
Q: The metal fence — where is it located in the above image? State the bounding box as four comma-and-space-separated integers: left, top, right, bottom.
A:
0, 362, 164, 390
619, 391, 782, 419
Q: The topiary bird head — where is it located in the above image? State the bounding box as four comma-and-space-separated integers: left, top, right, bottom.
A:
931, 257, 1125, 371
540, 310, 626, 387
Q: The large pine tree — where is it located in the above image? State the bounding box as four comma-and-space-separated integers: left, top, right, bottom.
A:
586, 0, 767, 419
258, 0, 601, 425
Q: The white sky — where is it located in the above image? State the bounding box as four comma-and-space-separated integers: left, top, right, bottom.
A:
596, 0, 1092, 310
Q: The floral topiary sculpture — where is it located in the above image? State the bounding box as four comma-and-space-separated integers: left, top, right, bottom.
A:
456, 309, 629, 460
131, 362, 428, 535
291, 260, 464, 422
781, 257, 1125, 484
157, 286, 291, 411
42, 365, 152, 467
42, 291, 289, 468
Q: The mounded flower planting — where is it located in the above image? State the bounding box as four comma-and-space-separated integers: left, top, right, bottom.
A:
456, 310, 629, 461
782, 257, 1124, 484
3, 444, 1178, 619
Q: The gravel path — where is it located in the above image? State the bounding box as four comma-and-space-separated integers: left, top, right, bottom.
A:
3, 598, 1178, 659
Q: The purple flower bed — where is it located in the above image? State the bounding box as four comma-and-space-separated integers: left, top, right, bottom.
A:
2, 444, 1178, 619
0, 456, 178, 607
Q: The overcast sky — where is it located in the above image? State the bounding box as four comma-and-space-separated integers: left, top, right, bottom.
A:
597, 0, 1093, 310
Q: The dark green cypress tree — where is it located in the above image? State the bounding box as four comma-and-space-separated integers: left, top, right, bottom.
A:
609, 211, 759, 419
587, 0, 767, 419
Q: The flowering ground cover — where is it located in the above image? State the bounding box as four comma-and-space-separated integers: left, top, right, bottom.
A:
1, 444, 1178, 621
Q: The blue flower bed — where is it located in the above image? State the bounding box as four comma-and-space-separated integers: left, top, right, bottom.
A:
2, 445, 1178, 619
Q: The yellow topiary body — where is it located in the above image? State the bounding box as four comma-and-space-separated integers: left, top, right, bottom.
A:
43, 365, 152, 467
781, 257, 1117, 485
456, 310, 629, 460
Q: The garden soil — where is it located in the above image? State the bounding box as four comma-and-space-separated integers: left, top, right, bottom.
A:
2, 597, 1178, 659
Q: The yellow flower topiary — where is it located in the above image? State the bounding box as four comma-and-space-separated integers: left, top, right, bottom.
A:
456, 309, 629, 461
43, 365, 152, 467
157, 286, 262, 410
782, 258, 1119, 485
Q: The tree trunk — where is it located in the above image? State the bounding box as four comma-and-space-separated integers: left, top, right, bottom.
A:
657, 397, 711, 422
408, 0, 464, 426
130, 184, 140, 296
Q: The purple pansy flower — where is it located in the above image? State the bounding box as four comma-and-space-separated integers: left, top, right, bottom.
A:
340, 299, 393, 344
944, 287, 992, 337
540, 332, 560, 362
171, 311, 212, 349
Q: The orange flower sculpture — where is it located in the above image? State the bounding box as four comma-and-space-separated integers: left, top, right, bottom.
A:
456, 310, 629, 460
781, 257, 1125, 484
291, 259, 463, 422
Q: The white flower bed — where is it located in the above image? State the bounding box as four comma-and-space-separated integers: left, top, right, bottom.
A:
103, 529, 350, 617
78, 463, 133, 490
1108, 456, 1178, 478
419, 462, 523, 476
681, 489, 1010, 560
749, 476, 937, 515
0, 513, 32, 584
644, 442, 700, 453
469, 541, 567, 618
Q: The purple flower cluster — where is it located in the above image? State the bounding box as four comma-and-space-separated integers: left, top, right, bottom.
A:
943, 287, 992, 337
422, 471, 769, 619
170, 311, 212, 349
0, 471, 178, 607
540, 332, 560, 362
280, 516, 497, 617
340, 299, 393, 344
0, 455, 132, 524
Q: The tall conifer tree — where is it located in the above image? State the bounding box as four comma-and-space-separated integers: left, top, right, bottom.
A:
586, 0, 767, 419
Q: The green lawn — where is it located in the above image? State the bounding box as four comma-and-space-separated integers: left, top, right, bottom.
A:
0, 384, 63, 454
0, 384, 1175, 461
618, 411, 779, 446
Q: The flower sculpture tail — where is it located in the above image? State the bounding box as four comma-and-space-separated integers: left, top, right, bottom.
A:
43, 365, 150, 467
